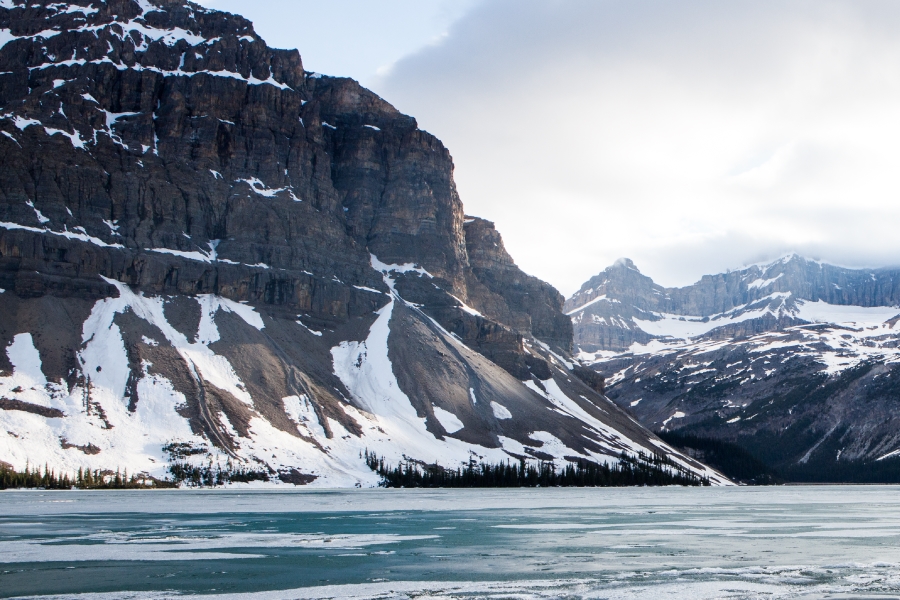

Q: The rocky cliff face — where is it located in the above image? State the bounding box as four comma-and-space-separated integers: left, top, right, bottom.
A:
570, 254, 900, 481
463, 217, 572, 352
0, 0, 723, 485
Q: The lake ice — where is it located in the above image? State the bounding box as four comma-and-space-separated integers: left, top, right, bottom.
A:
3, 486, 900, 598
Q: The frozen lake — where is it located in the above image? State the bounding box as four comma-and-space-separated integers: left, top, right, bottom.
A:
3, 486, 900, 598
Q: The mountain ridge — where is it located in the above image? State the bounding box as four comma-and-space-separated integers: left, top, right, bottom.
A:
570, 254, 900, 481
567, 253, 900, 352
0, 0, 724, 486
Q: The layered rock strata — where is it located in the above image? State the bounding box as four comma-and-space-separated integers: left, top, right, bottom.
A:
0, 0, 723, 485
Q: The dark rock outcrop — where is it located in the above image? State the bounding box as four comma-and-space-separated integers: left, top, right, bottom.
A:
464, 217, 573, 353
0, 398, 65, 418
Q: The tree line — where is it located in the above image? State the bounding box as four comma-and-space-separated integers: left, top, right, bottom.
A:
167, 460, 271, 486
656, 430, 779, 484
0, 460, 271, 490
1, 450, 711, 490
364, 450, 710, 487
0, 462, 168, 489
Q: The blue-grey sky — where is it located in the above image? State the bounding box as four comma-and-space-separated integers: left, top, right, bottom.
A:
194, 1, 477, 84
197, 0, 900, 295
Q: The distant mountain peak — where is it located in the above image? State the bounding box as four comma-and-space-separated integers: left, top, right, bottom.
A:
567, 254, 900, 353
574, 251, 900, 481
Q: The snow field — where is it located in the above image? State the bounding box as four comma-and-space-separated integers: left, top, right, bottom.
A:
1, 252, 727, 486
0, 280, 375, 486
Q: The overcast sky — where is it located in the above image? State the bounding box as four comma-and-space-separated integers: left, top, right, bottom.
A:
197, 0, 900, 295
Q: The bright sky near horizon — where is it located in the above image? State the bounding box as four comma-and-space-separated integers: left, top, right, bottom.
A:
197, 0, 900, 295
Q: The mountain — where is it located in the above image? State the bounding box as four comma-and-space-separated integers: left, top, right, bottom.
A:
0, 0, 723, 486
568, 254, 900, 481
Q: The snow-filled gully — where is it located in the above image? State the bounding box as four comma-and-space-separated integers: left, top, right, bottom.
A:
328, 256, 728, 485
330, 256, 515, 470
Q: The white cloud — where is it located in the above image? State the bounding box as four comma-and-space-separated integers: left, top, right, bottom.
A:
373, 0, 900, 292
189, 1, 900, 294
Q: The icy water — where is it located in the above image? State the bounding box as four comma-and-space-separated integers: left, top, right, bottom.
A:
4, 487, 900, 598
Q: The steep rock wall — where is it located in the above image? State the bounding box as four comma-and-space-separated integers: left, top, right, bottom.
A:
0, 0, 726, 485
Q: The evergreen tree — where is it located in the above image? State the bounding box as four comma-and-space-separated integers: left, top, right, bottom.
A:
363, 449, 709, 488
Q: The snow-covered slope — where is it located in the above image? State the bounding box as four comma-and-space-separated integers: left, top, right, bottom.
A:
0, 0, 723, 486
0, 262, 726, 486
570, 255, 900, 480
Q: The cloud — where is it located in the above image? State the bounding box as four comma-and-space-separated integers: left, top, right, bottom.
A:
373, 0, 900, 293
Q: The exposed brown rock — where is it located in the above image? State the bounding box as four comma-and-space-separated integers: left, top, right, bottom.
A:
60, 438, 101, 454
0, 398, 65, 418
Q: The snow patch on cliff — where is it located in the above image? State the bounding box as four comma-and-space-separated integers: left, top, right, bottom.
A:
491, 401, 512, 420
432, 406, 464, 434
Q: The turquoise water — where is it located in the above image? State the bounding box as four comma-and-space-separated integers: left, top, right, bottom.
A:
3, 487, 900, 598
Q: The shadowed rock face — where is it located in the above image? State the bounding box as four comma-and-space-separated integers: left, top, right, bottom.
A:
571, 254, 900, 481
464, 217, 573, 354
0, 0, 722, 485
0, 0, 565, 361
